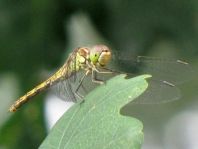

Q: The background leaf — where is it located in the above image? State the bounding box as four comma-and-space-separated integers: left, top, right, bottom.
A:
39, 74, 150, 149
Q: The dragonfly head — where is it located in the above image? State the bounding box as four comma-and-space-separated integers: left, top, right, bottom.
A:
90, 45, 112, 67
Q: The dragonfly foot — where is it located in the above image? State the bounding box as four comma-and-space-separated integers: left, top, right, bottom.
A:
92, 79, 104, 85
79, 99, 85, 104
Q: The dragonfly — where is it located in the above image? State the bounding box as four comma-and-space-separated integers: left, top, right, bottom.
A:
9, 45, 193, 112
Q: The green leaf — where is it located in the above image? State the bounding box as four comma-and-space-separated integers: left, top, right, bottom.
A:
39, 74, 151, 149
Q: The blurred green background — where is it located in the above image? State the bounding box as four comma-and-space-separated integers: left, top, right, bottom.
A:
0, 0, 198, 149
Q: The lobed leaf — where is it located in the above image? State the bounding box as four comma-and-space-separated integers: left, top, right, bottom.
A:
40, 74, 151, 149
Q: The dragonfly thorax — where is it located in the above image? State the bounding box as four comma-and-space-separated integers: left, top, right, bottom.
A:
74, 47, 90, 71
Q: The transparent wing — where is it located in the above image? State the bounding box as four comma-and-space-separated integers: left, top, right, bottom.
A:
54, 76, 76, 102
52, 69, 114, 102
109, 51, 194, 104
111, 52, 194, 85
135, 56, 194, 85
50, 49, 83, 102
132, 78, 181, 104
50, 49, 193, 104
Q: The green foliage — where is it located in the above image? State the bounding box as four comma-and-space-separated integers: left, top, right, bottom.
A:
0, 99, 47, 149
0, 0, 197, 148
39, 74, 150, 149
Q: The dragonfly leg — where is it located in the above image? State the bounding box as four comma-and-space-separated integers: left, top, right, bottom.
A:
94, 67, 113, 74
74, 92, 84, 100
74, 91, 85, 105
91, 69, 104, 84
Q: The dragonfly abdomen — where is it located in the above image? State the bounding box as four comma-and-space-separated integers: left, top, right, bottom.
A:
9, 67, 66, 112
